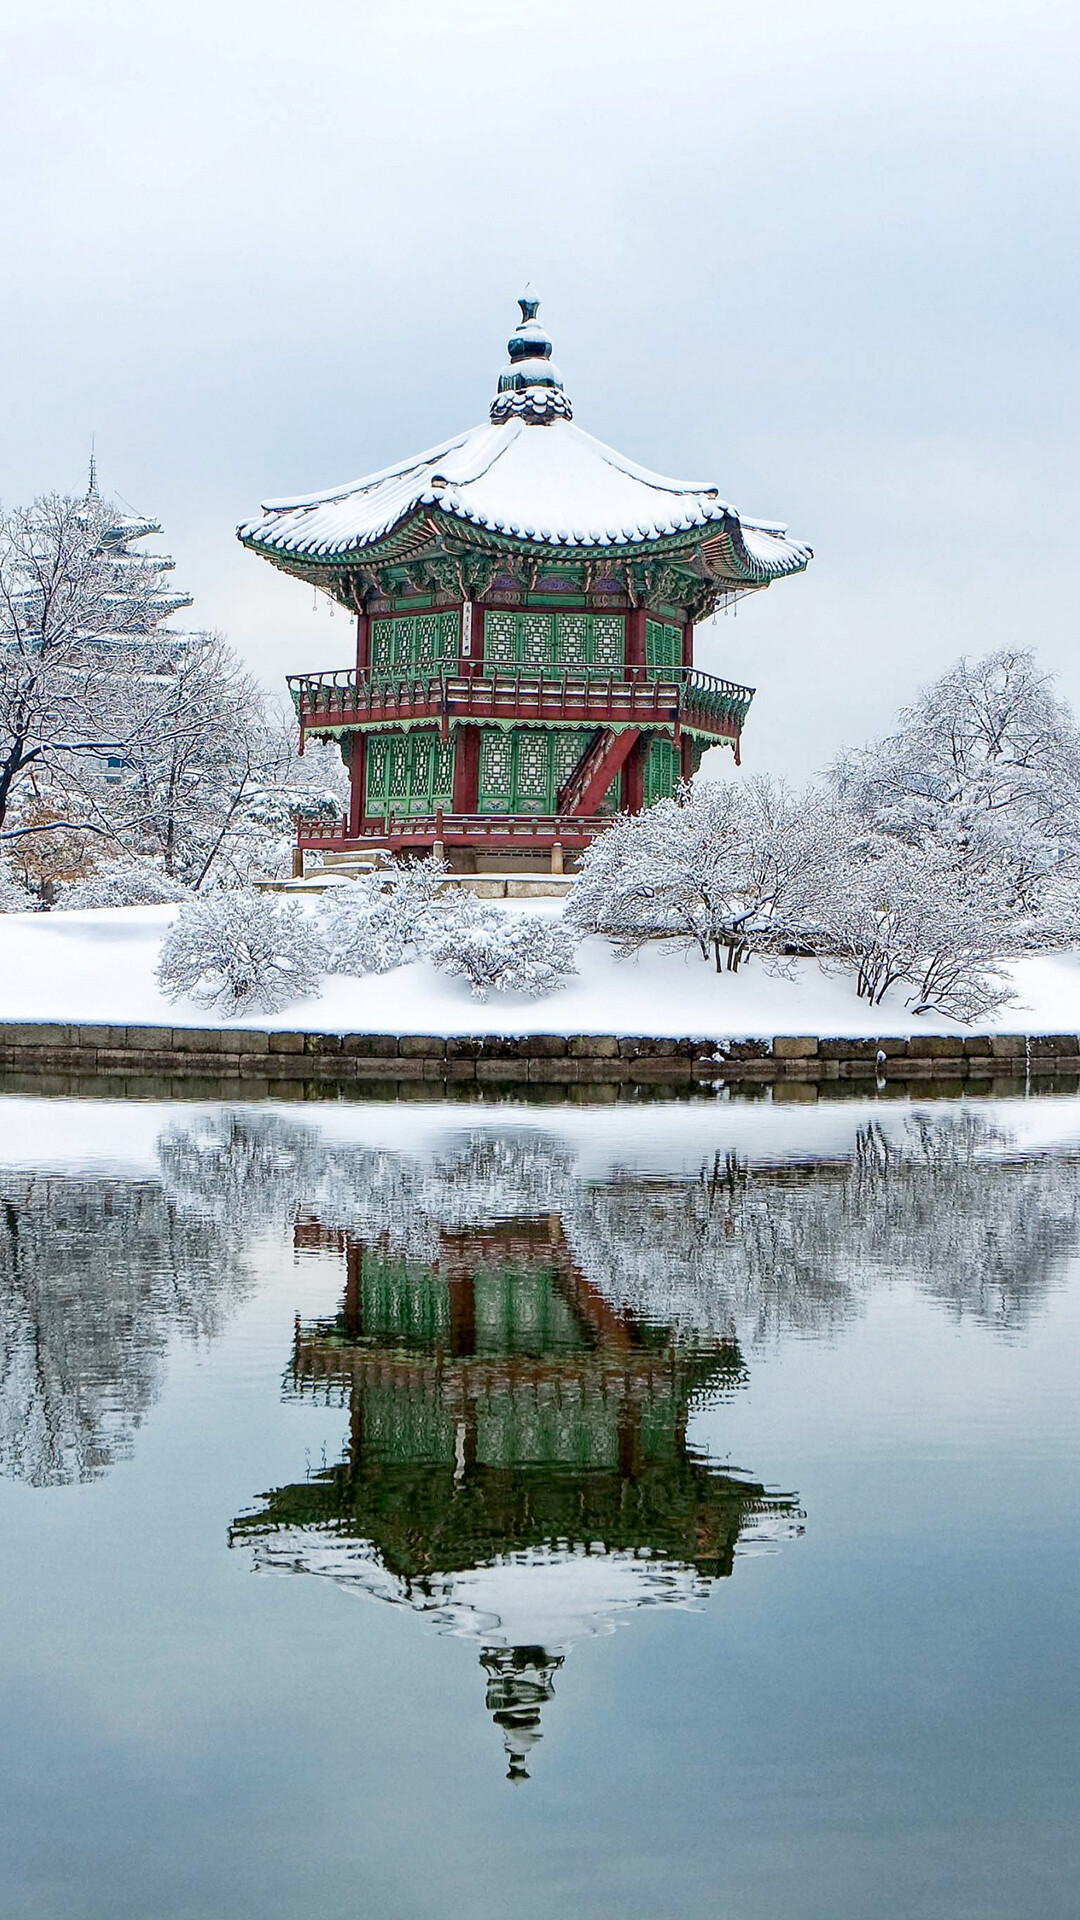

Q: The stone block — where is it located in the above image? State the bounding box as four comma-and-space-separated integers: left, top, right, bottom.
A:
1029, 1034, 1080, 1057
304, 1031, 343, 1054
443, 1058, 478, 1080
626, 1057, 692, 1080
0, 1022, 73, 1048
170, 1026, 231, 1053
568, 1035, 620, 1058
126, 1025, 174, 1051
989, 1034, 1027, 1058
818, 1037, 879, 1060
75, 1024, 127, 1049
905, 1034, 965, 1058
445, 1036, 485, 1059
962, 1034, 994, 1056
522, 1034, 568, 1057
268, 1031, 306, 1054
719, 1038, 770, 1060
341, 1033, 399, 1056
234, 1029, 271, 1053
527, 1058, 582, 1082
476, 1057, 530, 1081
772, 1035, 819, 1058
474, 1035, 522, 1058
398, 1035, 446, 1057
618, 1036, 682, 1058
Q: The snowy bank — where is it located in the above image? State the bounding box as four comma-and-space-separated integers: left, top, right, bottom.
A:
1, 902, 1080, 1039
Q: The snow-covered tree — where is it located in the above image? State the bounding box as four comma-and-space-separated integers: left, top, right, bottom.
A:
156, 890, 323, 1016
570, 776, 833, 972
425, 900, 579, 999
817, 840, 1014, 1019
0, 488, 347, 890
833, 649, 1080, 924
318, 854, 449, 975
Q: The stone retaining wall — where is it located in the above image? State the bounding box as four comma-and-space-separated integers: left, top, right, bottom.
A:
0, 1022, 1075, 1102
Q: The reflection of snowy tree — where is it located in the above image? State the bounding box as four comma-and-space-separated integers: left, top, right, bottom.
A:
0, 1172, 252, 1486
156, 1107, 1078, 1346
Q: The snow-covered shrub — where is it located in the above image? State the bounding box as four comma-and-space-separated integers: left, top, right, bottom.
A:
156, 890, 323, 1016
60, 860, 191, 909
317, 855, 448, 975
425, 902, 578, 1000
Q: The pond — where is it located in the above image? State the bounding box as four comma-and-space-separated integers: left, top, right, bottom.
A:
1, 1091, 1077, 1919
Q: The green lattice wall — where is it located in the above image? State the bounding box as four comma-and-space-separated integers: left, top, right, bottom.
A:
478, 727, 594, 812
643, 735, 680, 805
482, 609, 624, 670
370, 611, 460, 673
645, 618, 683, 673
365, 730, 454, 816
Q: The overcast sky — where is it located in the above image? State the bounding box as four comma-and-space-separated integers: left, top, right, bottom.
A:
1, 0, 1077, 778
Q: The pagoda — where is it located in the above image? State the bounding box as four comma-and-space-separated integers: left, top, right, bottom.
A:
239, 294, 811, 870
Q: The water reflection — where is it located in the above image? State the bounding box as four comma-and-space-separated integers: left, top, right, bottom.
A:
0, 1169, 252, 1485
3, 1100, 1079, 1778
230, 1214, 798, 1780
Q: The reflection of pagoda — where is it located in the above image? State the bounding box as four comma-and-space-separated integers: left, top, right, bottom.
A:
232, 1214, 800, 1781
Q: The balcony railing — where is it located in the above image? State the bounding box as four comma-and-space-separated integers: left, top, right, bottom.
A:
293, 810, 615, 852
287, 665, 754, 739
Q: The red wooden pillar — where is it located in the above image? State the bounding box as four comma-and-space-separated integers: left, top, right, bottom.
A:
453, 725, 481, 812
680, 735, 695, 784
625, 608, 646, 674
470, 602, 485, 673
682, 618, 694, 669
348, 732, 366, 836
356, 610, 371, 675
623, 730, 649, 813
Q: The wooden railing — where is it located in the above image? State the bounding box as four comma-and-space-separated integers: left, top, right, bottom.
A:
294, 809, 615, 851
287, 665, 754, 738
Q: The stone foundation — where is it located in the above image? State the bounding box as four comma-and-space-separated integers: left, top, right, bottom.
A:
0, 1023, 1074, 1102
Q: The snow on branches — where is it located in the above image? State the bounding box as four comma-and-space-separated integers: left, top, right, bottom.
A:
60, 861, 191, 909
424, 898, 579, 999
572, 768, 1017, 1022
569, 776, 832, 973
317, 855, 449, 975
156, 891, 322, 1016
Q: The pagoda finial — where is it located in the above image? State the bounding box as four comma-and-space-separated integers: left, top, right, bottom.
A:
87, 439, 98, 500
491, 291, 573, 426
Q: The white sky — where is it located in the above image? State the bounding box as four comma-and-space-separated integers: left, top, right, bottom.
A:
1, 0, 1078, 779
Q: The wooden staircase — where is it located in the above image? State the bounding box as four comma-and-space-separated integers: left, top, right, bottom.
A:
557, 727, 641, 814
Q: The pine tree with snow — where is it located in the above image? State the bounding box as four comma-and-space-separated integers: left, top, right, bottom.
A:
156, 891, 323, 1016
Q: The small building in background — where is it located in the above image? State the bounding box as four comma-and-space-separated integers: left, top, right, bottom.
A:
239, 295, 810, 871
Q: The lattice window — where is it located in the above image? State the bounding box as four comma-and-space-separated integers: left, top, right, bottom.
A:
551, 730, 589, 791
438, 611, 459, 660
646, 620, 682, 672
371, 619, 398, 670
644, 735, 679, 806
556, 613, 588, 663
480, 729, 513, 809
389, 736, 410, 801
367, 735, 390, 806
515, 731, 549, 801
485, 611, 517, 664
435, 738, 455, 795
591, 615, 623, 666
521, 612, 554, 663
416, 614, 438, 668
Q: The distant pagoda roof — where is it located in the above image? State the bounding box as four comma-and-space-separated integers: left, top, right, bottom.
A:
238, 293, 812, 591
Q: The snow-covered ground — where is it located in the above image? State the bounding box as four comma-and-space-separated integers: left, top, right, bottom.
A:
2, 901, 1080, 1037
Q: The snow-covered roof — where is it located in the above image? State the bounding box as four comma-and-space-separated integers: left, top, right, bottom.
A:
238, 297, 811, 583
